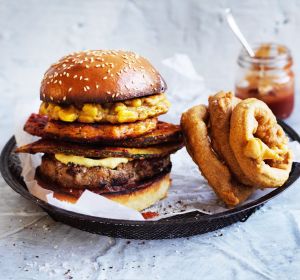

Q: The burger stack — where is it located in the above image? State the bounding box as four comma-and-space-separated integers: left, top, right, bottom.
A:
16, 50, 183, 211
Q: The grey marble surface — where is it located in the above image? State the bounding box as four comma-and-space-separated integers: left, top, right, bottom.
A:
1, 1, 300, 279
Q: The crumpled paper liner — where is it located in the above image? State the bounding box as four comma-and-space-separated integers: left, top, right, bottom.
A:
14, 54, 300, 221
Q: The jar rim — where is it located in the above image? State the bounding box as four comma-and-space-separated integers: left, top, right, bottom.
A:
238, 43, 292, 68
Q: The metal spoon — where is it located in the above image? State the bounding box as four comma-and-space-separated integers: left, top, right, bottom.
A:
224, 8, 255, 57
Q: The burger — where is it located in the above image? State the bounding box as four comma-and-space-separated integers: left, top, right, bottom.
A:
16, 50, 183, 211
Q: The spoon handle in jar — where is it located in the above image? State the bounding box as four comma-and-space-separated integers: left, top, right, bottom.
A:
224, 8, 255, 57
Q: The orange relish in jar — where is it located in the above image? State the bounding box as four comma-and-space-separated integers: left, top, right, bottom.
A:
235, 43, 294, 119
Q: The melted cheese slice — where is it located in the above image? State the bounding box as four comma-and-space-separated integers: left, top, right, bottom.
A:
55, 154, 129, 169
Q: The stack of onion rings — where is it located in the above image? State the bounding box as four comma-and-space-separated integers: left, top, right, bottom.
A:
181, 92, 293, 207
181, 104, 254, 207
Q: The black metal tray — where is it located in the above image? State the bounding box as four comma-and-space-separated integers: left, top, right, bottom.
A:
1, 120, 300, 239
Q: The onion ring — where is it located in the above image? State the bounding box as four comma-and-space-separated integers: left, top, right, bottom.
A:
181, 105, 254, 207
230, 98, 293, 188
208, 91, 254, 186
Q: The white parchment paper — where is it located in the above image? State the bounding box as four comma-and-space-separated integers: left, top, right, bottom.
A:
14, 54, 300, 221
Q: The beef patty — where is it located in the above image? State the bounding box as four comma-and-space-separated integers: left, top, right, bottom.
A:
36, 154, 171, 193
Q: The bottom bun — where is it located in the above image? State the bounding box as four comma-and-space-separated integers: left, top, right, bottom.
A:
104, 173, 171, 211
37, 172, 171, 211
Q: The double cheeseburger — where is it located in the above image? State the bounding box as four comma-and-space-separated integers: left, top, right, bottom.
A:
16, 50, 183, 211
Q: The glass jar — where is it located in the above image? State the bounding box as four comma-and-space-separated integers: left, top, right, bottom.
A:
235, 43, 294, 119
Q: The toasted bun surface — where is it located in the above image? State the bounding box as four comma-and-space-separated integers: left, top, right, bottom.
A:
41, 50, 167, 105
37, 172, 171, 211
105, 173, 170, 211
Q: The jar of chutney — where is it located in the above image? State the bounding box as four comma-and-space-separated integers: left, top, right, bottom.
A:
235, 43, 294, 119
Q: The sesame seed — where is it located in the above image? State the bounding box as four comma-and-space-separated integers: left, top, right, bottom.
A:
84, 87, 87, 92
86, 86, 90, 90
50, 96, 54, 101
101, 64, 105, 67
85, 65, 89, 68
66, 73, 70, 77
110, 74, 114, 77
80, 76, 83, 80
96, 84, 99, 89
84, 78, 89, 81
63, 96, 66, 101
54, 80, 57, 84
73, 75, 78, 79
68, 87, 72, 92
59, 80, 62, 85
103, 76, 107, 80
95, 64, 101, 68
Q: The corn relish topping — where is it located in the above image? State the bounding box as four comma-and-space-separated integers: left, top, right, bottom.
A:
39, 93, 170, 123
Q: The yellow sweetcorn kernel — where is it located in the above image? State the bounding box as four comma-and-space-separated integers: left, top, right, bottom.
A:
114, 102, 127, 112
79, 104, 102, 122
82, 104, 98, 118
132, 98, 142, 107
58, 106, 78, 122
39, 102, 49, 115
117, 110, 138, 123
51, 105, 62, 119
39, 93, 170, 123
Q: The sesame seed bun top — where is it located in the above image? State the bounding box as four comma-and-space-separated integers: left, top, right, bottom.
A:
40, 50, 167, 105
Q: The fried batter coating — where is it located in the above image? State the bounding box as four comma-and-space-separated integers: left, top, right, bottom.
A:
230, 98, 293, 188
181, 105, 254, 207
208, 91, 254, 186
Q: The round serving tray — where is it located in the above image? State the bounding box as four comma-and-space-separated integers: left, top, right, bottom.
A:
1, 120, 300, 240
